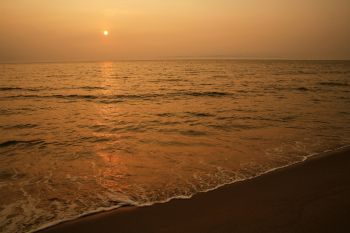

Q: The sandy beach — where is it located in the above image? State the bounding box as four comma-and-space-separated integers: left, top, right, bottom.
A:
39, 147, 350, 233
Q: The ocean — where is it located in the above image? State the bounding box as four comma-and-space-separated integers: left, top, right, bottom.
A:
0, 60, 349, 233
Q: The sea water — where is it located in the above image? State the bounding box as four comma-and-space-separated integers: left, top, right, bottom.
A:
0, 60, 349, 233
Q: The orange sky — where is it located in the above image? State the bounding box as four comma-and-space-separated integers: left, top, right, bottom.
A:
1, 0, 349, 62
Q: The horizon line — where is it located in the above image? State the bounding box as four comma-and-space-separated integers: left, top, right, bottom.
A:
1, 57, 350, 65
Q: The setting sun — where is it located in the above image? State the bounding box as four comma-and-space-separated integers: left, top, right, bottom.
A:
103, 30, 109, 36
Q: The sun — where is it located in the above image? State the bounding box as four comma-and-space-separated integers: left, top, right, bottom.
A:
103, 30, 109, 36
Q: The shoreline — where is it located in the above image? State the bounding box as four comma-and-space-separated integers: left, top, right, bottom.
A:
38, 146, 350, 233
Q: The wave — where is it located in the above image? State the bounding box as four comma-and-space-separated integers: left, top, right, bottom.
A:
79, 86, 106, 90
186, 112, 215, 117
265, 86, 310, 92
29, 201, 135, 233
0, 139, 45, 148
0, 91, 232, 102
30, 145, 350, 233
156, 113, 176, 117
2, 124, 38, 130
294, 87, 309, 91
0, 87, 24, 91
0, 87, 50, 92
185, 91, 230, 97
180, 130, 207, 136
272, 70, 319, 76
318, 82, 348, 87
0, 86, 109, 93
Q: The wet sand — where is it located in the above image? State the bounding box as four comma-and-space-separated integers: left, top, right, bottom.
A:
39, 147, 350, 233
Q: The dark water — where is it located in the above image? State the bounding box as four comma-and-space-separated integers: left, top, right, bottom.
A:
0, 60, 349, 233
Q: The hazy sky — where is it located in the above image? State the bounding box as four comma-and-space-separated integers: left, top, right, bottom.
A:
1, 0, 349, 62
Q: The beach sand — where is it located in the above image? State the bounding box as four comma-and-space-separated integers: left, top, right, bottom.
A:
39, 147, 350, 233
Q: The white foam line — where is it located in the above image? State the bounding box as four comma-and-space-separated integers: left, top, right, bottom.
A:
29, 202, 137, 233
31, 144, 350, 233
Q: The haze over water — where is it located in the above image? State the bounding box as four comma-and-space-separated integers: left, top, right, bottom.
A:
2, 0, 350, 62
0, 60, 349, 232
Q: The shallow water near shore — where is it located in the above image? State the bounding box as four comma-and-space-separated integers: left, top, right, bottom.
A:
0, 60, 350, 233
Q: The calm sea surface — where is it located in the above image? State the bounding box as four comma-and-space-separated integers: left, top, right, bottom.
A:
0, 60, 350, 232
